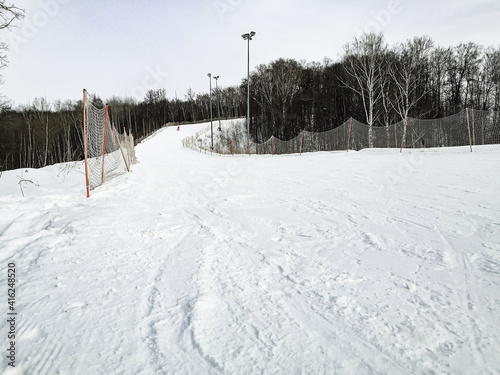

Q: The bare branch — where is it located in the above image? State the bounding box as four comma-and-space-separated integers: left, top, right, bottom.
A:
17, 176, 39, 197
0, 1, 25, 68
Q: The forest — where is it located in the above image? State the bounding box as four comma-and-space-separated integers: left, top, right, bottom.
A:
1, 32, 499, 171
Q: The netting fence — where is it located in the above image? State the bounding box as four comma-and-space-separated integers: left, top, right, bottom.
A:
83, 90, 136, 196
183, 109, 500, 155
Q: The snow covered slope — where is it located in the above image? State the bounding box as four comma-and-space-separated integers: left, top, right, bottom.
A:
1, 121, 500, 374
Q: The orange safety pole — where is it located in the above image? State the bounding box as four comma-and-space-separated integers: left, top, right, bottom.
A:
101, 104, 109, 183
112, 123, 130, 172
83, 89, 90, 197
231, 141, 234, 156
272, 135, 274, 156
347, 117, 353, 152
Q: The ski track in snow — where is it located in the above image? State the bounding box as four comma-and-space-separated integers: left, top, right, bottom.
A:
1, 121, 500, 374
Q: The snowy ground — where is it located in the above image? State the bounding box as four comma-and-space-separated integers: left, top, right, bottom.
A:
1, 121, 500, 374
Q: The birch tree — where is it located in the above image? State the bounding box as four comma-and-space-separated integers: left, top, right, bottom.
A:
341, 33, 387, 148
379, 50, 398, 147
389, 36, 433, 121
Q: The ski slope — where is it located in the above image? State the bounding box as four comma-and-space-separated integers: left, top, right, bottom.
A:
1, 121, 500, 374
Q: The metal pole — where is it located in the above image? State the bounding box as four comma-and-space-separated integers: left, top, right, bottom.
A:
242, 31, 255, 155
214, 76, 221, 131
247, 37, 250, 154
208, 73, 213, 150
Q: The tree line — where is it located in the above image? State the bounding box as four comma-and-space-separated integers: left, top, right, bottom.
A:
0, 90, 246, 171
1, 32, 499, 171
248, 34, 500, 143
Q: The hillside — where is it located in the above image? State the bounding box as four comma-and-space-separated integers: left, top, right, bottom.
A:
1, 121, 499, 374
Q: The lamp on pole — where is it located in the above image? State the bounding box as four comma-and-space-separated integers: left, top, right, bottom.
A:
241, 31, 255, 154
213, 75, 222, 131
207, 73, 213, 150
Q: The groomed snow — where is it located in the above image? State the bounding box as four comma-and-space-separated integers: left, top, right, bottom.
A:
1, 121, 499, 374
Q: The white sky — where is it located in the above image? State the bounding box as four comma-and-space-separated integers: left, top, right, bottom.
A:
1, 0, 499, 106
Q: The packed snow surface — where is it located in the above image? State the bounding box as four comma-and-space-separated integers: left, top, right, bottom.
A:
1, 121, 499, 374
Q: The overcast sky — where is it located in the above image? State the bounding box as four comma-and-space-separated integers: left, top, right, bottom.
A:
2, 0, 500, 106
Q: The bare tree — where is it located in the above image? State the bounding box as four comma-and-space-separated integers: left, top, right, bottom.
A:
471, 47, 500, 110
484, 47, 500, 110
185, 88, 197, 121
379, 50, 398, 147
54, 100, 74, 162
252, 63, 276, 137
341, 33, 387, 147
251, 59, 303, 139
32, 97, 51, 167
429, 47, 453, 117
224, 86, 244, 118
447, 42, 482, 112
0, 1, 24, 69
1, 1, 23, 109
389, 36, 434, 121
271, 58, 303, 130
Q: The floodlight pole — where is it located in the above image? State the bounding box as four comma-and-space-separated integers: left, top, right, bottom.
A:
213, 75, 222, 131
208, 73, 213, 150
242, 31, 255, 154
